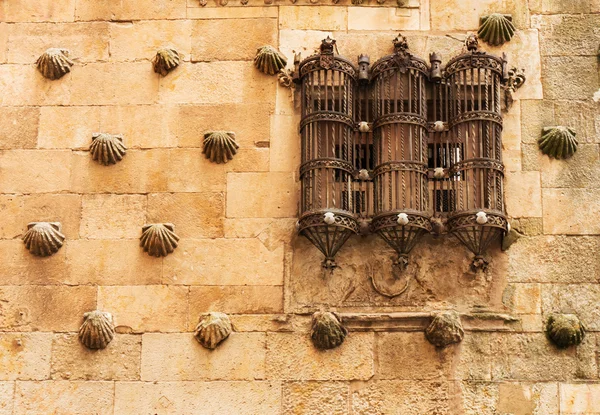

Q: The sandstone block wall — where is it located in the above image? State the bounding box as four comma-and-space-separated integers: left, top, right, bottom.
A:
0, 0, 599, 413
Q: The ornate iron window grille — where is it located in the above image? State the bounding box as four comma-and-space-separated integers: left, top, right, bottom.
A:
294, 34, 509, 271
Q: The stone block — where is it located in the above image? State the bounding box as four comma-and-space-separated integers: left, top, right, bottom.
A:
158, 61, 276, 105
98, 285, 188, 333
38, 106, 100, 149
0, 240, 69, 285
164, 238, 284, 286
542, 284, 600, 331
147, 193, 224, 239
109, 20, 192, 62
0, 333, 51, 380
0, 0, 76, 22
0, 24, 7, 63
70, 150, 170, 194
270, 114, 301, 172
75, 0, 186, 21
141, 332, 266, 381
502, 100, 522, 172
191, 19, 278, 62
187, 7, 278, 19
351, 380, 451, 414
503, 283, 542, 314
522, 144, 541, 171
170, 103, 273, 149
347, 7, 421, 31
51, 334, 141, 381
0, 107, 39, 150
332, 32, 430, 65
0, 382, 13, 415
99, 105, 177, 149
539, 15, 600, 57
226, 172, 297, 218
283, 381, 349, 415
66, 240, 162, 285
266, 332, 374, 380
507, 235, 600, 283
80, 194, 146, 239
521, 100, 555, 145
530, 0, 591, 13
0, 65, 70, 106
279, 7, 347, 31
0, 193, 81, 240
6, 22, 109, 64
165, 149, 227, 192
14, 381, 114, 414
505, 171, 542, 218
430, 0, 529, 30
541, 145, 600, 189
0, 286, 96, 332
189, 286, 283, 318
510, 217, 543, 236
554, 100, 600, 144
70, 63, 158, 105
279, 30, 333, 68
542, 189, 600, 234
114, 381, 280, 414
560, 384, 600, 414
542, 57, 599, 101
0, 150, 71, 193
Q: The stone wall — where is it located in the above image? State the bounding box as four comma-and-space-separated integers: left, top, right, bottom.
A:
0, 0, 599, 413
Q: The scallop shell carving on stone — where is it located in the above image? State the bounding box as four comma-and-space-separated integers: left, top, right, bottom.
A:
425, 311, 464, 347
546, 314, 585, 349
140, 223, 179, 257
194, 312, 233, 350
22, 222, 65, 257
153, 48, 180, 77
90, 133, 127, 166
254, 45, 287, 76
538, 126, 578, 160
78, 310, 115, 350
36, 48, 74, 80
203, 131, 239, 164
478, 14, 516, 46
311, 311, 348, 350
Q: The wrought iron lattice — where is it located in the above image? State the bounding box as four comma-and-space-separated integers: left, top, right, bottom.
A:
295, 34, 509, 271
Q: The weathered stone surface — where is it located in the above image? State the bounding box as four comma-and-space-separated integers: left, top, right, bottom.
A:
7, 22, 109, 63
51, 334, 141, 380
503, 283, 542, 314
279, 30, 332, 67
542, 57, 599, 100
541, 145, 599, 188
542, 284, 600, 331
270, 114, 301, 172
75, 0, 186, 21
0, 382, 13, 415
0, 107, 39, 149
80, 194, 146, 239
227, 172, 297, 218
510, 218, 543, 236
279, 7, 347, 31
505, 171, 542, 218
98, 286, 188, 333
348, 7, 421, 31
0, 333, 51, 380
507, 235, 600, 283
530, 0, 591, 13
502, 100, 522, 172
189, 286, 283, 317
522, 144, 542, 171
430, 0, 529, 30
109, 20, 191, 62
114, 381, 280, 414
0, 0, 76, 22
0, 286, 96, 332
165, 149, 228, 192
0, 65, 71, 106
0, 150, 71, 193
191, 19, 277, 62
0, 24, 7, 63
266, 332, 374, 380
553, 100, 600, 144
14, 381, 114, 414
38, 106, 100, 149
542, 189, 600, 234
187, 6, 278, 18
164, 238, 284, 286
141, 333, 266, 381
283, 382, 348, 415
539, 14, 600, 57
351, 380, 451, 414
560, 383, 600, 413
521, 100, 555, 145
0, 240, 68, 285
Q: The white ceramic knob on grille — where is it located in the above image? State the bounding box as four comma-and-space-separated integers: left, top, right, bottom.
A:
397, 213, 409, 226
324, 212, 336, 225
476, 211, 488, 225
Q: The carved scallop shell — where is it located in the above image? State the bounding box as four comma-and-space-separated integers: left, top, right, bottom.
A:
153, 48, 180, 77
425, 311, 464, 347
140, 223, 179, 257
203, 131, 239, 164
36, 48, 73, 80
546, 314, 585, 349
538, 126, 578, 160
78, 310, 115, 349
478, 14, 515, 46
254, 46, 287, 76
90, 133, 127, 166
311, 311, 347, 350
194, 312, 233, 349
22, 222, 65, 257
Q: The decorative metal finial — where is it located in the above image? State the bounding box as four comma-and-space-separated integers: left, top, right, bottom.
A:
393, 34, 409, 53
466, 34, 479, 52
